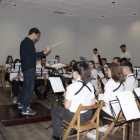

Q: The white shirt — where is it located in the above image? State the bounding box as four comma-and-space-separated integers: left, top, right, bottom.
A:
119, 51, 131, 59
65, 78, 95, 113
124, 73, 138, 91
99, 78, 124, 117
92, 54, 99, 63
90, 69, 98, 90
10, 68, 23, 81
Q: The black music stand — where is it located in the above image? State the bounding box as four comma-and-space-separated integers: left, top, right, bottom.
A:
10, 63, 22, 99
32, 67, 53, 106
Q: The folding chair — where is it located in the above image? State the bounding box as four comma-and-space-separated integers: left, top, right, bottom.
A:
63, 101, 104, 140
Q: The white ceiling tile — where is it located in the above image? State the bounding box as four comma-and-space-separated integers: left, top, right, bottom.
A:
32, 0, 56, 4
21, 5, 40, 11
9, 0, 31, 5
0, 1, 8, 8
4, 3, 24, 8
27, 1, 46, 7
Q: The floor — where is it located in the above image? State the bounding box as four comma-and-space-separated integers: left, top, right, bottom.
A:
0, 88, 139, 140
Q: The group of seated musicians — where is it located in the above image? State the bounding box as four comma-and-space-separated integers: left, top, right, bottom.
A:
3, 55, 78, 103
51, 60, 138, 140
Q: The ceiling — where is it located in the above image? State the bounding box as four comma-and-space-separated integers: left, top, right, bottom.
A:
0, 0, 140, 19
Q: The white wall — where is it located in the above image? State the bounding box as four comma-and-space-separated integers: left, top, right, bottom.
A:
78, 17, 140, 66
0, 9, 79, 65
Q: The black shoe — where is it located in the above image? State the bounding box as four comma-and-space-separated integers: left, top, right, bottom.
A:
52, 136, 62, 140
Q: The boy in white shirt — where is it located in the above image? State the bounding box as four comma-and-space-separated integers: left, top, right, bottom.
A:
122, 62, 138, 91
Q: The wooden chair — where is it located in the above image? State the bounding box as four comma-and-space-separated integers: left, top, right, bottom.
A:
62, 101, 104, 140
100, 111, 127, 140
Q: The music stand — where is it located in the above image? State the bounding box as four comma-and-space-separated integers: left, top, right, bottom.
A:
10, 63, 22, 99
32, 67, 51, 104
110, 91, 140, 140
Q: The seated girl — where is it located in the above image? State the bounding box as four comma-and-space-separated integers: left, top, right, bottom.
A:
51, 62, 95, 140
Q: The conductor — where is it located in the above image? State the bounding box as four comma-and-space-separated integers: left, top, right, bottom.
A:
19, 28, 51, 115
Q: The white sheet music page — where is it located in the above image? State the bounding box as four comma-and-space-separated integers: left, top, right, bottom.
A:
117, 91, 140, 121
51, 63, 66, 69
49, 77, 65, 93
134, 88, 140, 98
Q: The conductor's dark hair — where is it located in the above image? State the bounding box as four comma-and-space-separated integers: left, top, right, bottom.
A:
121, 62, 133, 72
6, 55, 13, 64
55, 55, 60, 58
41, 56, 46, 59
120, 44, 126, 48
72, 62, 91, 84
93, 48, 98, 51
28, 28, 40, 35
113, 57, 120, 63
102, 58, 107, 62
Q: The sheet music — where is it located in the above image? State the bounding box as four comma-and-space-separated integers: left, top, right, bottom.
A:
117, 91, 140, 121
49, 77, 65, 93
134, 88, 140, 97
51, 63, 66, 69
11, 63, 21, 73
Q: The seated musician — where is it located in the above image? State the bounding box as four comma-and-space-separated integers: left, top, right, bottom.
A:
51, 62, 95, 140
87, 63, 125, 139
122, 62, 138, 91
102, 58, 108, 73
55, 55, 66, 74
120, 57, 127, 65
4, 55, 13, 82
113, 57, 120, 65
88, 60, 98, 91
34, 56, 52, 99
10, 59, 23, 103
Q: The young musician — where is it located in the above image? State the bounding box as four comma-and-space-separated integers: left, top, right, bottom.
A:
92, 48, 99, 64
88, 61, 98, 91
113, 57, 120, 65
4, 55, 13, 82
55, 55, 60, 63
70, 60, 76, 67
120, 57, 128, 65
87, 63, 125, 139
51, 62, 95, 140
102, 58, 108, 73
10, 59, 23, 103
34, 56, 52, 99
119, 44, 131, 61
19, 28, 51, 115
122, 62, 138, 91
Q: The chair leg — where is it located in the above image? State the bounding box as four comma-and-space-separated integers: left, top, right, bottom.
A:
63, 127, 72, 140
77, 130, 79, 140
131, 122, 134, 140
81, 131, 88, 140
111, 126, 119, 135
123, 124, 126, 140
100, 122, 115, 140
96, 127, 98, 140
139, 121, 140, 134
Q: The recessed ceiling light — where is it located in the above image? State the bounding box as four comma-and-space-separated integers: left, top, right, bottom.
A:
133, 14, 137, 16
53, 11, 65, 14
102, 16, 104, 17
12, 5, 18, 7
111, 2, 116, 4
69, 14, 74, 16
